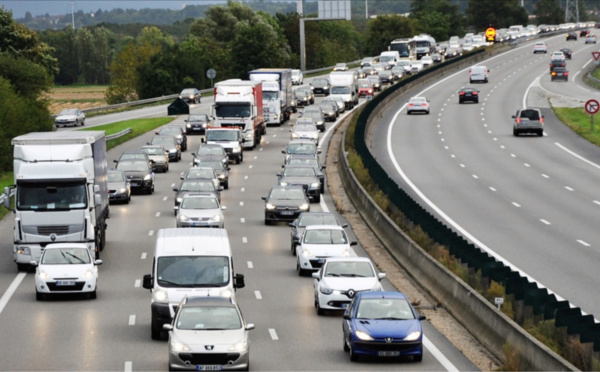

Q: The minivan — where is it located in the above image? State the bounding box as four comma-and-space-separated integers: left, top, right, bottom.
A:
142, 228, 245, 339
469, 65, 489, 83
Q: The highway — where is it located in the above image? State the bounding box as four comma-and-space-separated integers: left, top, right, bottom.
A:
369, 33, 600, 320
0, 76, 479, 369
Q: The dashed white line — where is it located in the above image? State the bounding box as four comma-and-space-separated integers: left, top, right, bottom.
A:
163, 197, 168, 201
472, 175, 479, 179
124, 361, 132, 372
489, 187, 497, 192
247, 261, 253, 269
253, 156, 258, 160
541, 174, 550, 179
148, 230, 154, 236
240, 201, 244, 206
240, 218, 245, 223
128, 315, 136, 326
241, 187, 245, 192
510, 154, 516, 158
242, 237, 248, 243
459, 164, 465, 168
594, 200, 600, 206
512, 202, 521, 208
134, 279, 141, 288
524, 163, 530, 167
249, 165, 253, 169
268, 328, 279, 340
259, 148, 263, 151
155, 212, 160, 217
540, 219, 551, 225
244, 176, 248, 180
565, 186, 574, 191
141, 253, 147, 260
577, 240, 591, 247
170, 183, 176, 188
255, 291, 262, 300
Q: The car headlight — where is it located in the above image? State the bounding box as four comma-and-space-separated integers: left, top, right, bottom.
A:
232, 146, 241, 153
218, 174, 226, 180
311, 182, 320, 188
169, 149, 177, 153
279, 181, 288, 186
17, 247, 31, 255
210, 215, 222, 222
39, 270, 50, 280
222, 158, 228, 163
265, 203, 276, 210
299, 203, 309, 211
188, 95, 194, 100
186, 123, 191, 128
153, 289, 168, 303
404, 331, 421, 341
245, 133, 253, 139
202, 123, 208, 128
83, 269, 94, 279
144, 174, 152, 181
291, 133, 299, 139
228, 337, 249, 352
273, 114, 278, 119
355, 330, 373, 341
170, 337, 190, 352
179, 215, 189, 222
319, 284, 333, 295
118, 188, 127, 194
302, 249, 313, 257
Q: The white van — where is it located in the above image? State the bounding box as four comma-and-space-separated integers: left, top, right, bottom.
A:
142, 228, 245, 339
469, 65, 489, 83
379, 51, 400, 67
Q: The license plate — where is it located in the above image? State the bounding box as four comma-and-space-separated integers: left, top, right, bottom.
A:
378, 351, 400, 357
196, 366, 221, 371
317, 258, 325, 263
193, 222, 208, 226
56, 281, 76, 286
281, 211, 293, 215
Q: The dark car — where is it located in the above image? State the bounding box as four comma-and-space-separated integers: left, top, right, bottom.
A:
458, 87, 480, 104
194, 158, 231, 189
282, 139, 321, 163
378, 70, 394, 85
289, 212, 346, 255
366, 75, 382, 92
311, 78, 331, 96
301, 107, 326, 132
319, 102, 338, 122
566, 32, 578, 41
107, 169, 131, 204
173, 179, 222, 209
431, 52, 443, 63
149, 135, 181, 162
342, 291, 426, 362
294, 89, 311, 107
185, 114, 212, 135
296, 86, 315, 104
179, 88, 201, 104
549, 59, 566, 73
115, 159, 154, 194
156, 125, 187, 152
277, 165, 321, 203
115, 150, 153, 171
286, 154, 326, 193
580, 29, 590, 37
192, 144, 229, 167
559, 48, 572, 59
551, 66, 569, 82
262, 185, 310, 225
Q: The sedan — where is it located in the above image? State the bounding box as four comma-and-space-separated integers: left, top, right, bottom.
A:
585, 34, 597, 44
406, 96, 430, 114
319, 102, 338, 122
296, 86, 315, 104
286, 154, 326, 193
180, 167, 220, 189
361, 57, 375, 67
156, 125, 188, 152
311, 78, 331, 96
532, 42, 547, 53
559, 48, 572, 59
277, 165, 321, 202
551, 67, 569, 82
313, 257, 385, 314
107, 169, 131, 204
301, 107, 325, 132
192, 144, 229, 167
185, 114, 212, 135
179, 87, 201, 104
366, 75, 382, 92
173, 179, 222, 208
262, 185, 310, 225
140, 145, 169, 173
164, 297, 254, 371
115, 159, 154, 194
342, 291, 426, 362
194, 158, 231, 189
391, 66, 405, 80
294, 89, 311, 107
282, 140, 321, 164
149, 135, 181, 162
289, 211, 345, 255
333, 63, 349, 71
420, 56, 434, 67
458, 87, 479, 104
322, 96, 345, 114
566, 32, 578, 41
175, 193, 226, 228
290, 121, 319, 144
296, 225, 357, 275
55, 108, 85, 127
32, 243, 102, 300
378, 70, 394, 85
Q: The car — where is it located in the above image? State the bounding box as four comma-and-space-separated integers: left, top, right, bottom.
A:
156, 125, 188, 152
163, 296, 254, 371
289, 211, 344, 254
296, 86, 315, 104
32, 243, 102, 300
549, 59, 566, 73
295, 225, 357, 275
181, 166, 220, 189
192, 144, 229, 167
551, 66, 569, 82
410, 61, 425, 74
550, 51, 565, 61
458, 87, 479, 104
107, 169, 131, 204
185, 114, 212, 135
559, 48, 572, 59
406, 96, 430, 115
301, 107, 326, 132
277, 165, 321, 202
580, 29, 590, 37
445, 47, 461, 59
532, 42, 547, 53
585, 34, 597, 44
193, 158, 231, 189
290, 121, 319, 144
513, 108, 544, 136
396, 60, 412, 74
291, 69, 303, 85
311, 78, 331, 96
420, 55, 434, 67
378, 70, 394, 85
362, 66, 376, 76
205, 127, 244, 164
361, 57, 375, 67
115, 150, 153, 171
282, 139, 321, 164
566, 32, 578, 40
342, 291, 426, 362
333, 63, 349, 71
370, 63, 386, 73
179, 88, 201, 104
294, 89, 311, 107
262, 185, 310, 225
461, 42, 474, 52
312, 257, 385, 314
390, 66, 405, 80
355, 68, 366, 79
431, 53, 443, 63
175, 193, 226, 228
115, 159, 154, 194
323, 96, 346, 114
366, 75, 382, 92
286, 154, 326, 194
149, 135, 181, 162
358, 79, 374, 97
140, 145, 169, 173
319, 102, 338, 122
54, 108, 85, 127
173, 179, 222, 209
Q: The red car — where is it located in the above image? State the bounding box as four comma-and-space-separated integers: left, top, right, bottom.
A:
357, 79, 374, 97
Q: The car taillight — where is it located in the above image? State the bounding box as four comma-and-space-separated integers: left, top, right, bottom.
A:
540, 117, 544, 124
473, 92, 478, 95
564, 72, 569, 76
408, 103, 414, 107
516, 118, 521, 124
552, 72, 556, 76
459, 92, 465, 95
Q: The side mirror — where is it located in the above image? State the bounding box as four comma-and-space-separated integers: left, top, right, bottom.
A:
173, 188, 178, 192
288, 223, 295, 227
221, 206, 227, 210
201, 138, 205, 143
113, 159, 118, 164
341, 223, 349, 228
276, 172, 282, 177
321, 165, 326, 169
95, 259, 103, 266
343, 314, 351, 320
30, 261, 38, 267
163, 324, 173, 331
312, 272, 320, 280
142, 274, 153, 290
282, 150, 286, 154
350, 241, 358, 246
227, 167, 231, 171
245, 324, 255, 331
173, 206, 179, 211
218, 187, 224, 192
418, 314, 427, 321
234, 273, 245, 289
261, 196, 267, 201
378, 272, 386, 280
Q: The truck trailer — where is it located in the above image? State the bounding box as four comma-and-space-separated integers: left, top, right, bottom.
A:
248, 68, 294, 126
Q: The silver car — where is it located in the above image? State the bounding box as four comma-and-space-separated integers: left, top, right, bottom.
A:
175, 193, 226, 228
164, 296, 254, 371
290, 121, 319, 144
181, 167, 220, 189
55, 108, 85, 127
140, 145, 169, 172
512, 108, 544, 136
406, 96, 430, 115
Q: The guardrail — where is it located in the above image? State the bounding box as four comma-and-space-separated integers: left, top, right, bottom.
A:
106, 128, 133, 141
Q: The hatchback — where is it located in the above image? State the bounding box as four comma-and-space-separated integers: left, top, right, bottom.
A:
532, 42, 547, 53
262, 185, 310, 225
296, 225, 357, 275
289, 211, 345, 254
179, 88, 201, 104
107, 169, 131, 204
175, 193, 226, 228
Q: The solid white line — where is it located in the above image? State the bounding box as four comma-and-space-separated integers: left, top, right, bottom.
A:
247, 261, 253, 269
268, 328, 279, 340
255, 291, 262, 300
320, 196, 329, 212
555, 142, 600, 170
577, 240, 591, 247
242, 237, 248, 243
141, 253, 147, 260
423, 336, 459, 372
240, 201, 244, 206
124, 361, 132, 372
0, 273, 26, 315
134, 279, 141, 288
540, 219, 551, 225
128, 315, 136, 326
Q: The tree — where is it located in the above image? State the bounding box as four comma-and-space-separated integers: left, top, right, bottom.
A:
0, 53, 53, 100
40, 28, 80, 85
465, 0, 528, 30
363, 15, 415, 57
535, 0, 563, 25
410, 0, 465, 40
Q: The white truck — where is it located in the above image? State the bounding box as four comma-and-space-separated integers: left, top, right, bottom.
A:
248, 68, 294, 126
329, 71, 359, 109
4, 131, 109, 270
212, 79, 266, 149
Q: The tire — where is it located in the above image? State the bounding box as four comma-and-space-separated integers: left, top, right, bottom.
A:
313, 194, 320, 203
151, 318, 162, 340
513, 128, 519, 136
316, 301, 325, 315
296, 259, 306, 276
81, 119, 85, 126
240, 152, 243, 163
538, 130, 544, 137
291, 243, 297, 256
89, 290, 97, 300
349, 346, 359, 362
475, 99, 479, 103
36, 291, 44, 301
343, 334, 350, 352
17, 263, 29, 272
414, 353, 423, 362
265, 219, 271, 226
224, 181, 229, 190
126, 195, 131, 204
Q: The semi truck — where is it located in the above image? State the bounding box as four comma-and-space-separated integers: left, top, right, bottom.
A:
212, 79, 266, 149
329, 71, 359, 109
248, 68, 294, 126
4, 131, 109, 270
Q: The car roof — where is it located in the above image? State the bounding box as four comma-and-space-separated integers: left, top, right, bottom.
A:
324, 256, 372, 264
270, 185, 304, 191
288, 139, 317, 145
182, 296, 236, 308
357, 291, 408, 300
304, 224, 345, 231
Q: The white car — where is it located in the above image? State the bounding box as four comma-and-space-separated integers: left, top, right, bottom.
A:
290, 121, 319, 144
291, 69, 303, 85
54, 108, 85, 127
406, 96, 430, 115
175, 193, 226, 228
420, 56, 433, 67
410, 61, 424, 73
296, 225, 357, 275
32, 243, 102, 300
532, 42, 547, 53
312, 257, 385, 314
550, 51, 565, 61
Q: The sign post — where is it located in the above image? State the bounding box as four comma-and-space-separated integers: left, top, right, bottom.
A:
593, 52, 600, 66
585, 99, 599, 131
206, 68, 216, 91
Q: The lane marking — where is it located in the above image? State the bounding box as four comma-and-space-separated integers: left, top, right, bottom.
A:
124, 361, 132, 372
424, 336, 459, 372
247, 261, 253, 269
141, 253, 147, 260
242, 237, 248, 243
240, 218, 245, 223
163, 197, 168, 201
134, 279, 141, 288
155, 212, 160, 217
255, 291, 262, 300
540, 219, 551, 225
541, 174, 550, 179
244, 176, 248, 180
268, 328, 279, 340
512, 202, 521, 208
555, 142, 600, 170
241, 188, 245, 192
489, 187, 497, 192
128, 315, 136, 326
0, 273, 26, 316
578, 240, 591, 247
240, 201, 244, 206
148, 230, 154, 236
565, 186, 574, 191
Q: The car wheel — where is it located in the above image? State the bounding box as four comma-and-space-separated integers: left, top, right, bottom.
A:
538, 130, 544, 137
513, 128, 519, 136
81, 119, 85, 126
291, 243, 297, 256
313, 194, 320, 203
36, 291, 44, 301
459, 100, 463, 104
349, 345, 359, 362
224, 181, 229, 190
89, 289, 97, 300
414, 353, 423, 362
297, 259, 306, 276
407, 111, 411, 115
343, 334, 350, 352
316, 301, 325, 315
17, 263, 29, 272
178, 153, 181, 161
265, 219, 271, 226
151, 318, 162, 340
240, 153, 244, 163
126, 195, 131, 204
475, 99, 479, 103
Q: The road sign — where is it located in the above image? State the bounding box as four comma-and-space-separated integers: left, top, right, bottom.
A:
593, 52, 600, 61
585, 99, 599, 114
206, 68, 216, 79
485, 27, 496, 43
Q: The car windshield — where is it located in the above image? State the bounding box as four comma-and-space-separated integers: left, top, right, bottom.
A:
198, 160, 226, 171
151, 137, 175, 148
325, 261, 374, 277
41, 248, 91, 265
157, 256, 229, 287
180, 181, 214, 192
59, 109, 77, 116
117, 162, 148, 172
186, 169, 215, 179
269, 188, 305, 200
159, 127, 181, 136
410, 97, 427, 103
331, 86, 351, 94
283, 167, 315, 177
294, 124, 316, 132
176, 306, 241, 330
181, 197, 219, 210
141, 147, 164, 156
17, 182, 87, 211
289, 158, 318, 168
188, 115, 208, 122
287, 143, 317, 154
359, 82, 371, 88
197, 146, 225, 156
292, 70, 301, 77
107, 173, 126, 182
181, 89, 196, 95
304, 229, 348, 244
119, 153, 146, 161
356, 298, 415, 320
299, 214, 337, 227
313, 79, 328, 86
207, 131, 238, 141
263, 91, 278, 101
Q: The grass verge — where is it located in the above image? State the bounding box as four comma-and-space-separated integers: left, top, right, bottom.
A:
553, 107, 600, 146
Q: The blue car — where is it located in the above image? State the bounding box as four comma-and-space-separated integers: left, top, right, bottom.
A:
342, 291, 426, 362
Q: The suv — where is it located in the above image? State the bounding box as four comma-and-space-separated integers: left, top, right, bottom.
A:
513, 108, 544, 137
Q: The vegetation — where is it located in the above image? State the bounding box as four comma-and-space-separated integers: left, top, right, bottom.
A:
553, 107, 600, 146
80, 117, 174, 150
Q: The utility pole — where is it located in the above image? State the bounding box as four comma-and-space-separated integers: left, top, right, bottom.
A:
71, 1, 75, 30
365, 0, 368, 19
565, 0, 579, 22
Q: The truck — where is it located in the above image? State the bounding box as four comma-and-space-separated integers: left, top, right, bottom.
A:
248, 68, 294, 126
204, 126, 245, 164
4, 131, 109, 270
212, 79, 266, 149
329, 71, 359, 109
